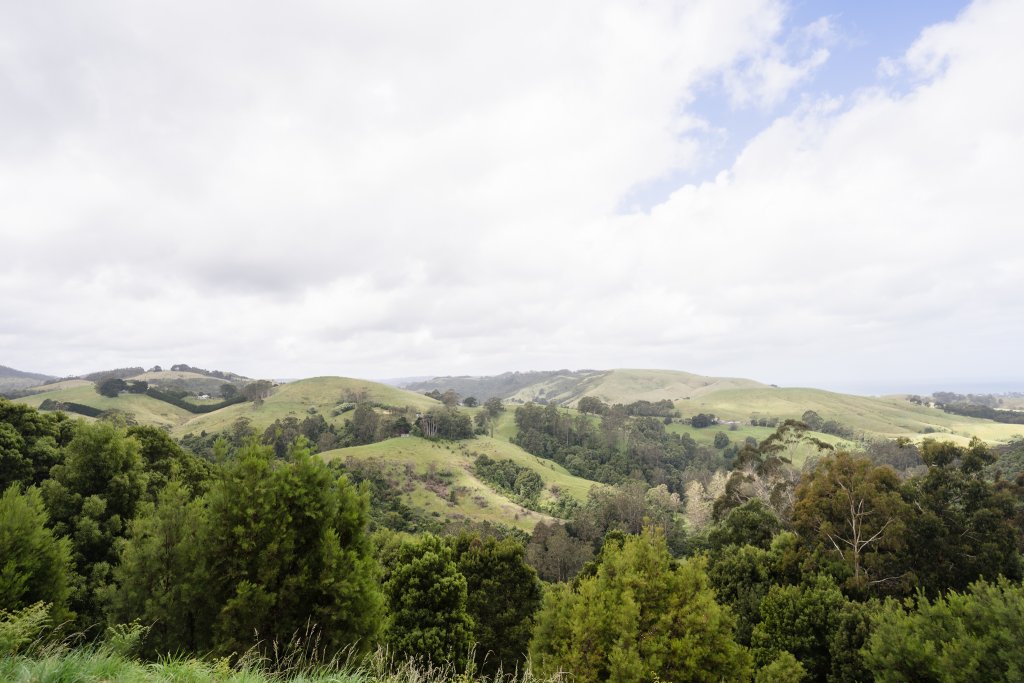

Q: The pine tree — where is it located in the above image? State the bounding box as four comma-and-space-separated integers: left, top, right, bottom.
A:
0, 485, 74, 625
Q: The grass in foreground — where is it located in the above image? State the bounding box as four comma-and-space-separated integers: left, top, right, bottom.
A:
0, 646, 562, 683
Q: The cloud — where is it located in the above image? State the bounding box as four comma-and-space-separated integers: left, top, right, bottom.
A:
1, 0, 1021, 392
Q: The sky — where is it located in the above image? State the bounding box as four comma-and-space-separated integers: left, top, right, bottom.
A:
2, 0, 1022, 395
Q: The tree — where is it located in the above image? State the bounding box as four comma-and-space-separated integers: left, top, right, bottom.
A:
751, 575, 869, 682
440, 389, 460, 407
792, 451, 911, 595
529, 530, 752, 682
202, 441, 382, 657
240, 380, 273, 402
220, 383, 238, 400
106, 482, 211, 656
0, 399, 69, 490
96, 377, 127, 397
462, 396, 478, 408
801, 410, 824, 431
417, 407, 474, 440
41, 421, 146, 624
383, 534, 473, 666
900, 438, 1022, 595
484, 397, 505, 418
348, 403, 380, 445
708, 499, 781, 552
864, 578, 1024, 682
691, 413, 717, 428
450, 534, 542, 674
526, 521, 592, 582
714, 431, 731, 449
127, 425, 212, 501
125, 380, 148, 394
0, 485, 74, 626
577, 396, 608, 415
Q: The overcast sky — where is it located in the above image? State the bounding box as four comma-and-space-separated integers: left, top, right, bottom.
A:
2, 0, 1021, 394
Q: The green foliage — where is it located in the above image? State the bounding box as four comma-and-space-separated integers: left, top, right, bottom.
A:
383, 534, 473, 667
792, 451, 910, 596
127, 424, 212, 500
0, 601, 51, 656
526, 521, 593, 582
0, 486, 74, 625
864, 578, 1024, 682
901, 439, 1023, 595
96, 378, 127, 398
529, 530, 752, 682
750, 574, 866, 682
202, 441, 383, 657
707, 499, 782, 552
474, 454, 544, 506
41, 421, 146, 624
417, 406, 475, 440
450, 534, 542, 674
0, 398, 68, 490
706, 543, 776, 646
756, 651, 808, 683
106, 482, 211, 656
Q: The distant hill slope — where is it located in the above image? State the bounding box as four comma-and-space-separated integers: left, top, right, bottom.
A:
16, 383, 196, 428
127, 370, 245, 396
321, 435, 600, 532
0, 364, 56, 394
678, 386, 1024, 445
16, 376, 442, 436
402, 370, 596, 402
171, 376, 442, 437
506, 368, 766, 406
404, 368, 766, 406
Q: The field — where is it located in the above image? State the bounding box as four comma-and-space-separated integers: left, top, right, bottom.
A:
321, 435, 600, 532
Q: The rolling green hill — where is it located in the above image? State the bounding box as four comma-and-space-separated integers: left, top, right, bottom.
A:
16, 376, 442, 436
16, 382, 195, 428
676, 386, 1023, 445
502, 368, 766, 405
321, 435, 600, 532
171, 376, 442, 437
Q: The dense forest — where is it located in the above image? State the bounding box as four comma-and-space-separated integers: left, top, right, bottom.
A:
2, 395, 1024, 682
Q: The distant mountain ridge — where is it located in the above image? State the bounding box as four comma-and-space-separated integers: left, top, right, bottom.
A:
0, 364, 58, 395
0, 364, 54, 381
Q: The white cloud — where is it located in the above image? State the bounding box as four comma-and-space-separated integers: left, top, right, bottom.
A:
1, 0, 1021, 392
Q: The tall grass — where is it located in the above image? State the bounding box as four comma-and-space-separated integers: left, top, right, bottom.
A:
0, 647, 566, 682
1, 603, 567, 682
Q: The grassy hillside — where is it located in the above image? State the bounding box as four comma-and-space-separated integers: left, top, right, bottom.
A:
16, 376, 441, 437
16, 383, 195, 428
506, 368, 765, 406
676, 387, 1024, 445
321, 435, 599, 532
172, 376, 442, 437
12, 378, 92, 394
